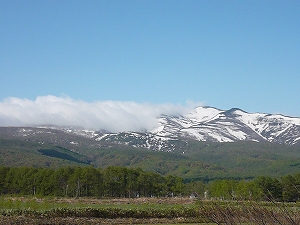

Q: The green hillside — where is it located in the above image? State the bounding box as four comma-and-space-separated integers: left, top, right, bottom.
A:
0, 139, 89, 167
184, 141, 300, 178
1, 136, 300, 181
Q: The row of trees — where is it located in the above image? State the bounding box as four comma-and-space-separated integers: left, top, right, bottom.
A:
0, 166, 184, 198
208, 174, 300, 202
1, 165, 299, 202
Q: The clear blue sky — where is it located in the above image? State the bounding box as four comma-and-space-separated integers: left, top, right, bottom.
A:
1, 0, 300, 116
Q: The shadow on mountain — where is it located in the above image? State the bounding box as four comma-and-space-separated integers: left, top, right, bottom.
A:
38, 149, 88, 164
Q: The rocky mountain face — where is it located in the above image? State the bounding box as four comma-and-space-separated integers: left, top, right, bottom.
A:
151, 107, 300, 145
2, 107, 300, 153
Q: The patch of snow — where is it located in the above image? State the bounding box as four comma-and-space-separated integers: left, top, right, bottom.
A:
95, 133, 110, 141
225, 128, 247, 140
185, 106, 223, 123
292, 137, 300, 144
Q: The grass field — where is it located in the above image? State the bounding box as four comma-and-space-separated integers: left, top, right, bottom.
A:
0, 196, 299, 224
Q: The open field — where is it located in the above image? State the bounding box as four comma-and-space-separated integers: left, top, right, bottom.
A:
0, 196, 299, 224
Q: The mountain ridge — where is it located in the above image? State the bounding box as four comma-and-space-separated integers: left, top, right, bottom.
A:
1, 106, 300, 153
148, 106, 300, 147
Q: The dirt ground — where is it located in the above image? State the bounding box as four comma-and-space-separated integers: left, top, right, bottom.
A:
9, 196, 196, 205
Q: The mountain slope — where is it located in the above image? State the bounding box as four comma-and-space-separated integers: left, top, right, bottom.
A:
0, 138, 89, 167
1, 125, 300, 180
1, 131, 300, 180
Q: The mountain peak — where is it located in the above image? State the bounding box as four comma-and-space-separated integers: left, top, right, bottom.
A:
152, 106, 300, 146
224, 108, 247, 114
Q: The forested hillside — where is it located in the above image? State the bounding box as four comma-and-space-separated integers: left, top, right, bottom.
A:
1, 130, 300, 180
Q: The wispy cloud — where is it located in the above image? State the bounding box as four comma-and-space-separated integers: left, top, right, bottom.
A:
0, 95, 200, 132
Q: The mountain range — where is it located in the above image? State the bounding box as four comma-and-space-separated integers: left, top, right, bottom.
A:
1, 106, 300, 180
93, 106, 300, 152
2, 106, 300, 152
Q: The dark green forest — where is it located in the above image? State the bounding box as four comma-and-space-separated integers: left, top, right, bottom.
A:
0, 166, 183, 198
208, 174, 300, 202
0, 166, 300, 202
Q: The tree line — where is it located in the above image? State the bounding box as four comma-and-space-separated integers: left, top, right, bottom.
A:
0, 166, 183, 198
208, 174, 300, 202
0, 165, 299, 202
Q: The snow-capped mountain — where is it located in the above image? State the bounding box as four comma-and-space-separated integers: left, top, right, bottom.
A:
3, 106, 300, 153
96, 106, 300, 150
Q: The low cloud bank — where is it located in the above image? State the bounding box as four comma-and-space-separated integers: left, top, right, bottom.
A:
0, 95, 200, 132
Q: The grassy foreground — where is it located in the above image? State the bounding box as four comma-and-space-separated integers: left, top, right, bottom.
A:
0, 196, 299, 224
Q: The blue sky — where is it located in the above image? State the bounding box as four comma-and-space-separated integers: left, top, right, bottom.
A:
1, 0, 300, 128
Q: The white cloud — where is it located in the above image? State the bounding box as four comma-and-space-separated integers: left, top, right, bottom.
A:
0, 95, 201, 132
